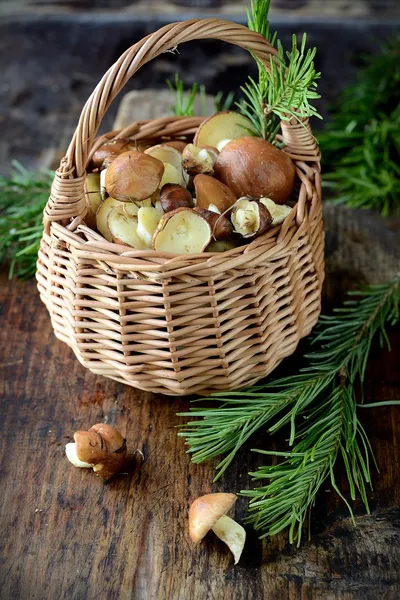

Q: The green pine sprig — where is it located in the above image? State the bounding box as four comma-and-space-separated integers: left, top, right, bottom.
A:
167, 74, 233, 117
178, 277, 400, 544
0, 161, 52, 279
319, 37, 400, 217
239, 0, 322, 141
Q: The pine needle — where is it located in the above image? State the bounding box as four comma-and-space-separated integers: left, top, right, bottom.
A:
167, 74, 233, 117
178, 277, 400, 543
319, 36, 400, 217
239, 0, 321, 141
0, 161, 52, 279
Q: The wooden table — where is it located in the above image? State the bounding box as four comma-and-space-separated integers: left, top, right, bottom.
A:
1, 87, 400, 598
0, 273, 399, 600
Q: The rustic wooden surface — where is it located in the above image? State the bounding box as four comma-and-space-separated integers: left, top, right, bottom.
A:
0, 276, 399, 600
1, 88, 400, 599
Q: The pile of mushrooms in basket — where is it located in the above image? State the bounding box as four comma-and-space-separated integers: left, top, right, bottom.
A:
85, 111, 296, 252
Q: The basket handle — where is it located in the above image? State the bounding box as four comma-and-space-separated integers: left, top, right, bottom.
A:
44, 19, 319, 229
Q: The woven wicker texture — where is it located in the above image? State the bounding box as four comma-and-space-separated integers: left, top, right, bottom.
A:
36, 19, 324, 396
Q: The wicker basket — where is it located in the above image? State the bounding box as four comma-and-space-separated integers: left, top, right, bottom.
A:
36, 19, 324, 396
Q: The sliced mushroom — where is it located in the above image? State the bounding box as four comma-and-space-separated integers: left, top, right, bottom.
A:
259, 197, 292, 225
145, 143, 188, 187
193, 111, 254, 152
231, 197, 272, 238
84, 173, 102, 229
136, 206, 162, 247
195, 208, 233, 240
96, 197, 123, 241
182, 144, 218, 176
107, 207, 147, 249
152, 208, 212, 254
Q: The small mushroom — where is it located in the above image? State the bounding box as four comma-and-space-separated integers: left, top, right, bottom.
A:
193, 174, 237, 214
189, 493, 246, 564
195, 208, 233, 240
231, 197, 272, 238
259, 197, 292, 225
65, 423, 127, 480
182, 144, 218, 176
105, 150, 164, 202
89, 138, 137, 171
152, 208, 212, 254
160, 183, 193, 213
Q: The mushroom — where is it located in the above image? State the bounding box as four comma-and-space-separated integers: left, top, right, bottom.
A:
214, 136, 296, 204
259, 197, 292, 225
152, 208, 212, 254
195, 208, 233, 240
84, 173, 102, 229
193, 174, 237, 214
96, 197, 123, 241
65, 423, 127, 480
136, 206, 162, 247
193, 111, 254, 152
145, 143, 188, 187
107, 206, 147, 249
105, 150, 164, 201
182, 144, 218, 176
89, 137, 137, 171
231, 197, 273, 238
159, 183, 193, 213
159, 163, 187, 188
189, 493, 246, 564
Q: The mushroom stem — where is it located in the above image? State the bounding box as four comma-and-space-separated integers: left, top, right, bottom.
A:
65, 442, 91, 468
211, 515, 246, 565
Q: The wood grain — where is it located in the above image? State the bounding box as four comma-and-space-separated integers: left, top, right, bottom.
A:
0, 280, 399, 600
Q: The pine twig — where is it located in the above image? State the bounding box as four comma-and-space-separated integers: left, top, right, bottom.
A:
0, 161, 52, 279
178, 277, 400, 543
239, 0, 321, 141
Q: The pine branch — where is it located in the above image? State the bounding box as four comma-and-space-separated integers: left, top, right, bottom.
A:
178, 277, 400, 542
238, 0, 321, 141
167, 74, 233, 117
0, 161, 52, 279
320, 37, 400, 217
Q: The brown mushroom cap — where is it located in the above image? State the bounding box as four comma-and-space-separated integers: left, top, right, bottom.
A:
193, 174, 237, 213
74, 423, 127, 480
214, 136, 296, 205
89, 138, 137, 171
189, 493, 237, 543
